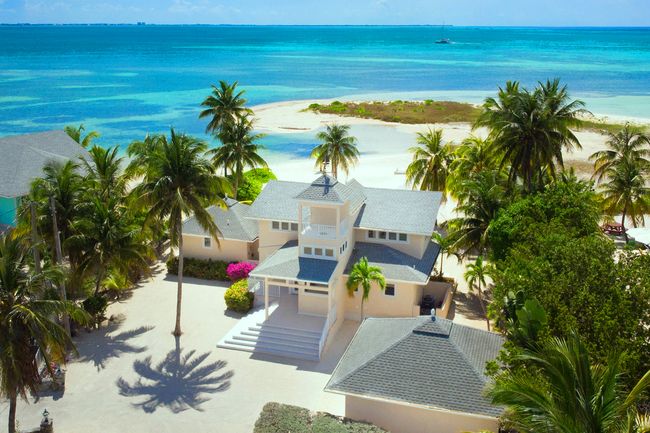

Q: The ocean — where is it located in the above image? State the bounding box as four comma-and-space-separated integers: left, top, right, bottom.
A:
1, 25, 649, 152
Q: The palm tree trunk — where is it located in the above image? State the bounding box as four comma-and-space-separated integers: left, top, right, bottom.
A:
174, 224, 184, 337
234, 162, 241, 200
93, 270, 103, 296
440, 252, 444, 277
621, 205, 628, 243
360, 298, 364, 322
477, 282, 490, 331
8, 395, 16, 433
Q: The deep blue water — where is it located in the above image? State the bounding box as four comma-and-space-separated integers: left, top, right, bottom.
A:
1, 25, 649, 151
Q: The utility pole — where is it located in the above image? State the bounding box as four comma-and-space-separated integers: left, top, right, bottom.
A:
30, 202, 42, 275
50, 196, 71, 337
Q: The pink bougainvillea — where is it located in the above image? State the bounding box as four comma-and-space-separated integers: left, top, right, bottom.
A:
226, 261, 257, 281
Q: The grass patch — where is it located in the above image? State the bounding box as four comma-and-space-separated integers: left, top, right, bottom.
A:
254, 403, 388, 433
579, 119, 649, 135
307, 100, 480, 124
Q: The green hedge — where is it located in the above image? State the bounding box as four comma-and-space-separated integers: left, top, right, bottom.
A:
236, 168, 277, 202
224, 279, 254, 313
166, 256, 229, 281
254, 403, 388, 433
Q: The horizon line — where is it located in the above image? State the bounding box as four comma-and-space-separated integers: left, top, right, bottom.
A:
1, 23, 650, 28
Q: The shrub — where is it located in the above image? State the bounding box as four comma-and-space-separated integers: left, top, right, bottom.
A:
83, 294, 109, 327
166, 256, 229, 281
237, 168, 277, 202
226, 261, 257, 281
224, 279, 254, 313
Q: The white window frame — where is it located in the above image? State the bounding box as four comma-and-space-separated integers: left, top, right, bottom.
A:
271, 220, 298, 232
202, 237, 212, 249
384, 283, 396, 297
366, 230, 409, 244
303, 288, 328, 297
302, 244, 336, 260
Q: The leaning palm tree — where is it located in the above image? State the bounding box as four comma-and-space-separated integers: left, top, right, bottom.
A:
345, 257, 386, 321
475, 79, 585, 193
66, 195, 149, 295
0, 232, 88, 433
211, 114, 267, 198
590, 124, 650, 183
463, 255, 492, 331
488, 333, 650, 433
311, 124, 360, 179
135, 129, 231, 336
601, 158, 650, 240
199, 80, 249, 135
405, 128, 454, 201
64, 124, 100, 148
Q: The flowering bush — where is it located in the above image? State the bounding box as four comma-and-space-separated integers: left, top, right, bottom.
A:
226, 261, 257, 281
224, 279, 254, 313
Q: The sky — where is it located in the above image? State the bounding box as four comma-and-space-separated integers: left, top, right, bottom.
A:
0, 0, 649, 26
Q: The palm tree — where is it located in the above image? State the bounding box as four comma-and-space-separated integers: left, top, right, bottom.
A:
66, 195, 149, 295
601, 158, 650, 239
64, 124, 100, 148
448, 136, 498, 199
199, 80, 249, 135
431, 231, 454, 278
0, 232, 88, 433
464, 255, 492, 331
82, 145, 126, 200
135, 129, 231, 336
211, 114, 267, 198
345, 257, 386, 321
405, 128, 454, 200
126, 134, 164, 179
311, 124, 360, 179
447, 170, 507, 256
590, 124, 650, 183
475, 79, 585, 193
488, 333, 650, 433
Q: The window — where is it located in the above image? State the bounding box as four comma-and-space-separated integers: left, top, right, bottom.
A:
315, 248, 323, 256
272, 220, 297, 232
304, 247, 312, 255
388, 232, 397, 241
368, 230, 376, 239
203, 237, 212, 248
290, 223, 299, 232
272, 221, 280, 230
384, 284, 396, 297
281, 222, 289, 231
325, 249, 333, 257
379, 231, 387, 240
399, 233, 408, 242
304, 288, 328, 296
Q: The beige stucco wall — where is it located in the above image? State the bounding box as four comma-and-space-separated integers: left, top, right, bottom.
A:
182, 234, 251, 262
341, 278, 422, 321
298, 290, 328, 316
258, 220, 298, 261
354, 229, 429, 258
345, 395, 499, 433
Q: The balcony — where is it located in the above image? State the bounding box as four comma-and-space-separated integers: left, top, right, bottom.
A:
301, 219, 348, 240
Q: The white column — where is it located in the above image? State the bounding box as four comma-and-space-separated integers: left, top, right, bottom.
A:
264, 277, 269, 320
298, 205, 303, 234
336, 206, 340, 238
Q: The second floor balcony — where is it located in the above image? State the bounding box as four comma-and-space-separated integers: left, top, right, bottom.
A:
301, 218, 348, 240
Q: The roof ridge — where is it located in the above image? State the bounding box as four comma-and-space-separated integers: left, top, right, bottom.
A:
447, 325, 502, 382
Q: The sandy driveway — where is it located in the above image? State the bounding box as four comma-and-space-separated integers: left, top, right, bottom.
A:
6, 267, 358, 433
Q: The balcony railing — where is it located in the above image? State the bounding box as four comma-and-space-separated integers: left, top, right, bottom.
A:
301, 219, 348, 239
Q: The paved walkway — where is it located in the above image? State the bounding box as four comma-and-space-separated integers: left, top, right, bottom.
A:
5, 268, 358, 433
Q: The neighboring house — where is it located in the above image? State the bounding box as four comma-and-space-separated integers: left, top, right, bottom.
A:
325, 316, 504, 433
182, 198, 259, 262
0, 130, 89, 227
213, 173, 444, 360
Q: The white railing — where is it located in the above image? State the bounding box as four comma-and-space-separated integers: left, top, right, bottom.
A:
302, 223, 337, 239
318, 304, 338, 357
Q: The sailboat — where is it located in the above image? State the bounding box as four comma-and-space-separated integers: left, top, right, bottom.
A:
435, 22, 452, 44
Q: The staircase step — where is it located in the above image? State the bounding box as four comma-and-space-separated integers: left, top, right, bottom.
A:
253, 323, 322, 338
232, 334, 320, 350
241, 330, 320, 345
218, 340, 319, 361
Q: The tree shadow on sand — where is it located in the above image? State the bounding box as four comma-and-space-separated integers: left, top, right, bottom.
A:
76, 320, 154, 370
116, 338, 233, 413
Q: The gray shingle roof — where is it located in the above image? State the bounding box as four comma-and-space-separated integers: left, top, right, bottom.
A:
249, 240, 337, 284
182, 198, 258, 242
247, 180, 309, 222
295, 174, 366, 205
0, 130, 89, 197
352, 185, 442, 236
325, 316, 504, 418
344, 241, 440, 284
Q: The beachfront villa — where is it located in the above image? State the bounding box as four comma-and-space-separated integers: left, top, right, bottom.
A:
183, 173, 455, 360
325, 316, 504, 433
0, 130, 88, 227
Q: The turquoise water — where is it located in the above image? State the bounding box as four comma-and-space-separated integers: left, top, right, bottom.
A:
1, 25, 649, 153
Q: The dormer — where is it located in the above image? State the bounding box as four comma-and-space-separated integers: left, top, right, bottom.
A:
295, 174, 365, 258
